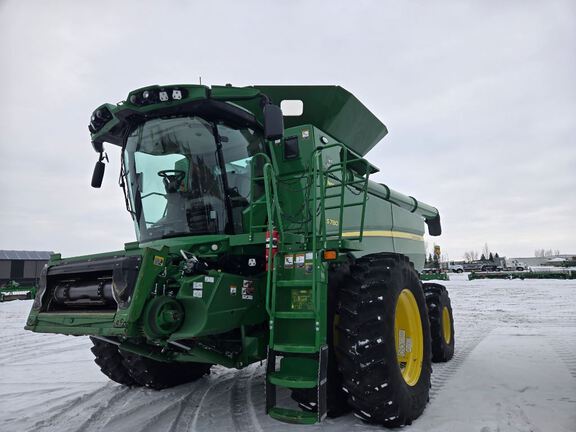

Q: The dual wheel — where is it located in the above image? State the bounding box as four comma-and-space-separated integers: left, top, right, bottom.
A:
293, 253, 455, 427
90, 338, 211, 390
90, 295, 210, 390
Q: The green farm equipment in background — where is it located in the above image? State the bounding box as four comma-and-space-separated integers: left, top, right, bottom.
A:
1, 280, 36, 302
25, 84, 455, 426
421, 244, 449, 281
420, 272, 450, 281
469, 270, 575, 280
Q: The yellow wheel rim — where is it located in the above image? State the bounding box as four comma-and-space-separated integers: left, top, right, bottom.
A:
394, 289, 424, 386
442, 306, 451, 344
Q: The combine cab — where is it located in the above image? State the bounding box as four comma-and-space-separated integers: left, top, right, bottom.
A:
26, 84, 455, 426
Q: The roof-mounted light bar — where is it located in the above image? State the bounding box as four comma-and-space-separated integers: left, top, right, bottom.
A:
128, 87, 188, 107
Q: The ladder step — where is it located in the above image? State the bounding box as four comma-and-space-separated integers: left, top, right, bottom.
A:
275, 311, 316, 319
268, 357, 318, 388
269, 371, 317, 388
276, 279, 314, 287
273, 344, 318, 354
268, 407, 318, 425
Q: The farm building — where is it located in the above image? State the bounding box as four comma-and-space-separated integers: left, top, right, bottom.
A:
0, 250, 52, 287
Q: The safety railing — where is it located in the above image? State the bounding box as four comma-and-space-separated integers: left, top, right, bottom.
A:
309, 144, 371, 247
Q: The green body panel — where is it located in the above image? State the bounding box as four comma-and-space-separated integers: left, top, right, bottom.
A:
171, 270, 266, 339
26, 312, 122, 336
249, 86, 388, 156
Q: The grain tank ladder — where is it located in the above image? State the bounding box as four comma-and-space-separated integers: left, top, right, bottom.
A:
261, 145, 372, 424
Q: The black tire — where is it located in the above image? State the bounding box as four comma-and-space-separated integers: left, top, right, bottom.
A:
90, 337, 139, 386
456, 268, 463, 273
336, 253, 432, 427
290, 260, 351, 417
423, 283, 455, 362
120, 350, 212, 390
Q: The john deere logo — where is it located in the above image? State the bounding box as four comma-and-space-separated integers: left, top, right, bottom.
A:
153, 256, 165, 266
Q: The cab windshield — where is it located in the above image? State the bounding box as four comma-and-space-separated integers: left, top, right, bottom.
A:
122, 116, 264, 241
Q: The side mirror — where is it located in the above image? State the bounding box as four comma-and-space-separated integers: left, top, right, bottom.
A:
91, 160, 105, 188
263, 104, 284, 140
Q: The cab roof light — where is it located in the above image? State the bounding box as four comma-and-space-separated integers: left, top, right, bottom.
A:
128, 87, 187, 106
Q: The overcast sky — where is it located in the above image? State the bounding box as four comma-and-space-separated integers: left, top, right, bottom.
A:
1, 0, 575, 260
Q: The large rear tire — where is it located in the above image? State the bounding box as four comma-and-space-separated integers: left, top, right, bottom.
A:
120, 351, 212, 390
90, 337, 139, 386
336, 253, 432, 427
423, 283, 455, 362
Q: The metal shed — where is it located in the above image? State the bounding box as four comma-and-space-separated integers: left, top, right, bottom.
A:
0, 250, 53, 286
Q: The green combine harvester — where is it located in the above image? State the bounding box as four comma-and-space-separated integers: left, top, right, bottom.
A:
25, 84, 455, 426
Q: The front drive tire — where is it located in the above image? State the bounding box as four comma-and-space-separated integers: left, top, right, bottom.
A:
423, 283, 455, 362
90, 337, 139, 386
336, 253, 432, 427
90, 337, 212, 390
120, 351, 212, 390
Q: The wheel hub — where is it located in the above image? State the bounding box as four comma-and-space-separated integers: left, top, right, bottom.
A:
144, 296, 184, 338
394, 289, 424, 386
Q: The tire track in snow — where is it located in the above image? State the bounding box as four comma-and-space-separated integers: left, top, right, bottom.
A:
167, 369, 239, 432
1, 387, 69, 398
230, 363, 265, 432
0, 340, 87, 364
2, 387, 91, 417
0, 338, 83, 361
75, 387, 134, 432
25, 383, 124, 432
547, 330, 576, 380
429, 325, 495, 401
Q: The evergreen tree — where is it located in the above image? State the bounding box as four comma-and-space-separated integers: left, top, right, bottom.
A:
480, 253, 486, 261
494, 252, 499, 258
489, 252, 494, 262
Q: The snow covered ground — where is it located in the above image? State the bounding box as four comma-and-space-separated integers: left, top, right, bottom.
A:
1, 273, 575, 432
